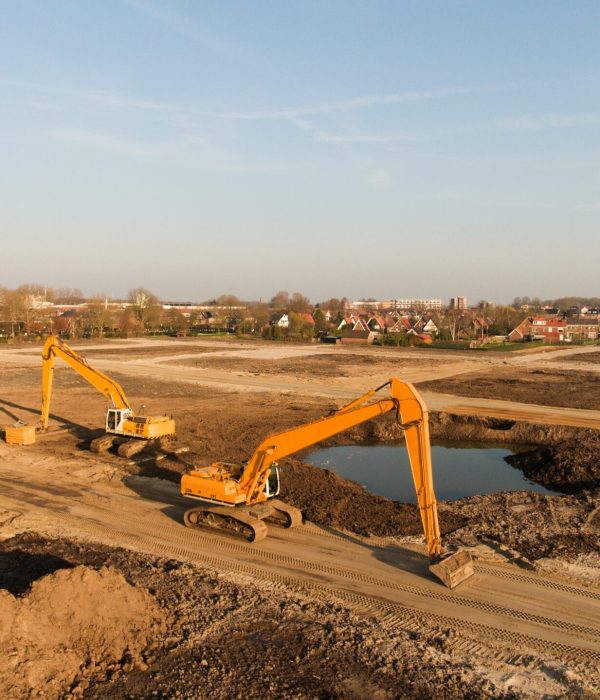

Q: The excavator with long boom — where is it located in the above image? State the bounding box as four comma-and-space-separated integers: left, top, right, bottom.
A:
40, 335, 175, 457
181, 378, 474, 589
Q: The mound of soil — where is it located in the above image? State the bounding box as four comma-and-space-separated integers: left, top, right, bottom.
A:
444, 489, 600, 561
0, 534, 508, 700
506, 434, 600, 492
0, 565, 165, 699
280, 459, 466, 537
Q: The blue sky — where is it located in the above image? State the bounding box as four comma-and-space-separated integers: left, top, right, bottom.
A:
1, 1, 599, 303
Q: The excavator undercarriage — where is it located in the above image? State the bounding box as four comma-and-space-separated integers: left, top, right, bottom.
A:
183, 499, 302, 543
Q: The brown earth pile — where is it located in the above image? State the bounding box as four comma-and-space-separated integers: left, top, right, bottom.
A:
0, 565, 165, 699
0, 534, 510, 699
506, 436, 600, 492
280, 459, 466, 537
442, 489, 600, 560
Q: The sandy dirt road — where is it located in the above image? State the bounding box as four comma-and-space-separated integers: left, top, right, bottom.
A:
1, 442, 599, 674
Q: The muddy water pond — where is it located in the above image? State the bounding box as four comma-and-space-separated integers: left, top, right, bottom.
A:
307, 442, 560, 502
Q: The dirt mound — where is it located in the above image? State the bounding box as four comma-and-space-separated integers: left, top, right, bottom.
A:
506, 436, 600, 491
443, 490, 600, 561
280, 459, 466, 537
0, 565, 165, 699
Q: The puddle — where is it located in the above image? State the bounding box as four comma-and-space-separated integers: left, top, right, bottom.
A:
307, 443, 561, 502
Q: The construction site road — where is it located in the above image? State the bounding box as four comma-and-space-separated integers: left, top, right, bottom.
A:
1, 442, 599, 674
3, 340, 600, 429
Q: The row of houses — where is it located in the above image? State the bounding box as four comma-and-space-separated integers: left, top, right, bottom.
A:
509, 316, 600, 343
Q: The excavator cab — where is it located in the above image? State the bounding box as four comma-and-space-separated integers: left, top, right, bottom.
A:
105, 408, 133, 434
265, 464, 280, 498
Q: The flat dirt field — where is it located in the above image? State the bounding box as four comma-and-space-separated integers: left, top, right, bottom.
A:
1, 337, 599, 699
418, 367, 600, 410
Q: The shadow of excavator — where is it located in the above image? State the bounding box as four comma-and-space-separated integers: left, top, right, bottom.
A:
122, 472, 441, 583
0, 398, 88, 434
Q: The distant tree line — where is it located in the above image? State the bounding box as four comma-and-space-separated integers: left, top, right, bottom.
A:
4, 282, 589, 344
0, 284, 349, 341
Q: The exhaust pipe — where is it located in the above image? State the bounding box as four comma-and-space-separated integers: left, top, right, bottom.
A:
429, 549, 474, 589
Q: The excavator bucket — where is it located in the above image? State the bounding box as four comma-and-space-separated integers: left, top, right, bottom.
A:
429, 550, 474, 589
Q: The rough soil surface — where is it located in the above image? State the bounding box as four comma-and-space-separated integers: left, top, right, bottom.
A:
417, 367, 600, 410
506, 435, 600, 492
0, 562, 165, 699
555, 350, 600, 364
0, 534, 506, 700
170, 352, 446, 378
443, 489, 600, 561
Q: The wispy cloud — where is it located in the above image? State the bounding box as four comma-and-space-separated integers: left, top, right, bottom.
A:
0, 75, 172, 114
496, 113, 600, 131
124, 0, 243, 59
86, 90, 171, 112
50, 127, 275, 173
315, 130, 418, 144
227, 86, 474, 120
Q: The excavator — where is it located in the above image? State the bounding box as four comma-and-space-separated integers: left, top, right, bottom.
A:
40, 335, 175, 457
181, 378, 474, 589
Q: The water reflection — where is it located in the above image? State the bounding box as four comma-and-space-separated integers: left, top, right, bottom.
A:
308, 444, 560, 502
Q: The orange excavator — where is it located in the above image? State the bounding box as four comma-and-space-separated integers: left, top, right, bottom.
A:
181, 378, 474, 588
40, 336, 175, 457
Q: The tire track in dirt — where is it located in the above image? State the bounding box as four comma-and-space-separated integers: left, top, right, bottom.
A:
57, 513, 600, 667
8, 486, 600, 667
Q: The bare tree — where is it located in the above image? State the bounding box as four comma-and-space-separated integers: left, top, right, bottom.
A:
85, 296, 113, 338
216, 294, 240, 306
2, 290, 28, 337
54, 287, 84, 304
127, 287, 161, 330
289, 292, 311, 313
164, 308, 189, 335
270, 291, 290, 309
117, 307, 143, 337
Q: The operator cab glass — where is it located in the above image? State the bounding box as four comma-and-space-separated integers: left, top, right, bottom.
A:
107, 410, 117, 430
266, 464, 280, 497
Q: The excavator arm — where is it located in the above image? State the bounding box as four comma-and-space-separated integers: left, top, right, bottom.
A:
40, 335, 130, 430
239, 378, 442, 558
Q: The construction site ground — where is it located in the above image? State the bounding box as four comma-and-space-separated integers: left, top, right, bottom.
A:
1, 337, 599, 699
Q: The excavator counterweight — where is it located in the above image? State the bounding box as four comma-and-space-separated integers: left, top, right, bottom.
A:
181, 378, 474, 589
